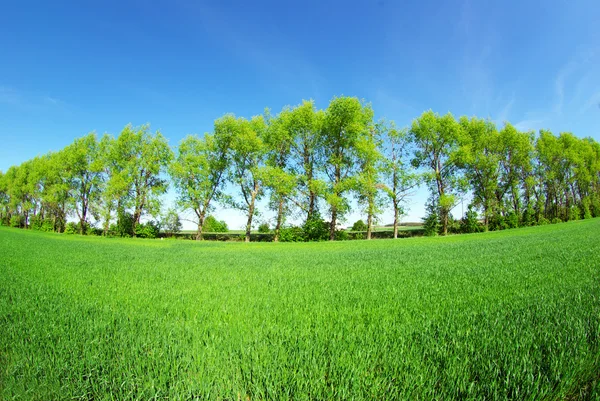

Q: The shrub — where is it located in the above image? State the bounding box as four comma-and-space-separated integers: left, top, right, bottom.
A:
551, 217, 562, 224
352, 220, 367, 232
115, 210, 135, 237
258, 223, 270, 233
460, 206, 482, 234
568, 206, 581, 221
506, 212, 519, 229
162, 209, 182, 236
64, 222, 78, 234
538, 216, 550, 225
204, 215, 228, 233
279, 226, 304, 242
302, 212, 329, 242
422, 201, 440, 236
10, 215, 22, 228
135, 221, 161, 239
334, 229, 349, 241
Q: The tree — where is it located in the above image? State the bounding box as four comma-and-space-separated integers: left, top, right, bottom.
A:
410, 111, 465, 235
288, 100, 325, 223
161, 208, 182, 237
170, 118, 233, 240
203, 215, 228, 232
228, 115, 267, 242
354, 122, 383, 239
109, 125, 173, 236
497, 123, 534, 225
262, 107, 299, 242
458, 117, 500, 230
321, 96, 373, 240
63, 133, 104, 233
380, 122, 419, 238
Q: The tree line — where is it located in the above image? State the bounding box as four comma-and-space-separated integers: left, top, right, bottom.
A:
1, 96, 599, 242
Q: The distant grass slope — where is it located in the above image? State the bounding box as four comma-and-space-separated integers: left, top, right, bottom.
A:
1, 220, 599, 400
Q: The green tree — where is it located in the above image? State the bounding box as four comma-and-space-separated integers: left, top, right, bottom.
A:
228, 115, 267, 242
170, 119, 232, 240
497, 123, 534, 225
380, 122, 419, 239
321, 96, 373, 240
109, 125, 173, 236
410, 111, 465, 235
354, 121, 383, 239
262, 107, 299, 242
288, 100, 325, 222
458, 117, 500, 230
203, 215, 228, 232
63, 133, 104, 233
162, 208, 182, 237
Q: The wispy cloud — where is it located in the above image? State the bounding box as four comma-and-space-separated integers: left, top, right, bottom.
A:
0, 86, 69, 112
514, 119, 544, 132
553, 46, 599, 116
182, 3, 324, 100
494, 93, 515, 125
0, 86, 23, 106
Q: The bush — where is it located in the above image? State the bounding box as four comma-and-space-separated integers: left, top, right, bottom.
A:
551, 217, 562, 224
506, 212, 519, 229
204, 215, 228, 232
489, 214, 507, 231
115, 210, 135, 237
64, 222, 77, 234
568, 206, 581, 221
135, 221, 161, 239
30, 215, 43, 231
10, 215, 23, 228
422, 201, 440, 236
538, 216, 550, 225
279, 226, 304, 242
302, 212, 329, 242
334, 229, 349, 241
352, 219, 367, 232
258, 223, 270, 233
460, 206, 482, 234
162, 209, 182, 236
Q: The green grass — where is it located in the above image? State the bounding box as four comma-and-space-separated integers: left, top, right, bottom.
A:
1, 220, 599, 400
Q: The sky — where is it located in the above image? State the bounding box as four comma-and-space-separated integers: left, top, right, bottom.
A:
1, 0, 599, 229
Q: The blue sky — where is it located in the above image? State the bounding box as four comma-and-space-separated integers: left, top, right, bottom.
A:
1, 0, 599, 228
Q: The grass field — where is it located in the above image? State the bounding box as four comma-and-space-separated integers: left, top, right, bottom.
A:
1, 220, 599, 400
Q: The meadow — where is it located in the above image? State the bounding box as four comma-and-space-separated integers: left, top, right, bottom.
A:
1, 220, 599, 400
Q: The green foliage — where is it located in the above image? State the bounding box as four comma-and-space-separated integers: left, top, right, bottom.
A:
203, 215, 228, 233
422, 200, 441, 236
257, 223, 270, 233
352, 219, 368, 231
134, 221, 161, 239
334, 229, 350, 241
9, 215, 23, 228
64, 222, 77, 234
278, 226, 304, 242
460, 206, 482, 233
161, 208, 182, 236
113, 210, 135, 237
506, 212, 519, 229
2, 221, 600, 399
302, 212, 329, 241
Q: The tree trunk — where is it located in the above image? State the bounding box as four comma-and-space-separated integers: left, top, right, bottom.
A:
329, 208, 337, 241
393, 202, 399, 239
307, 191, 315, 222
366, 211, 373, 240
196, 212, 206, 241
245, 191, 258, 243
274, 198, 284, 242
